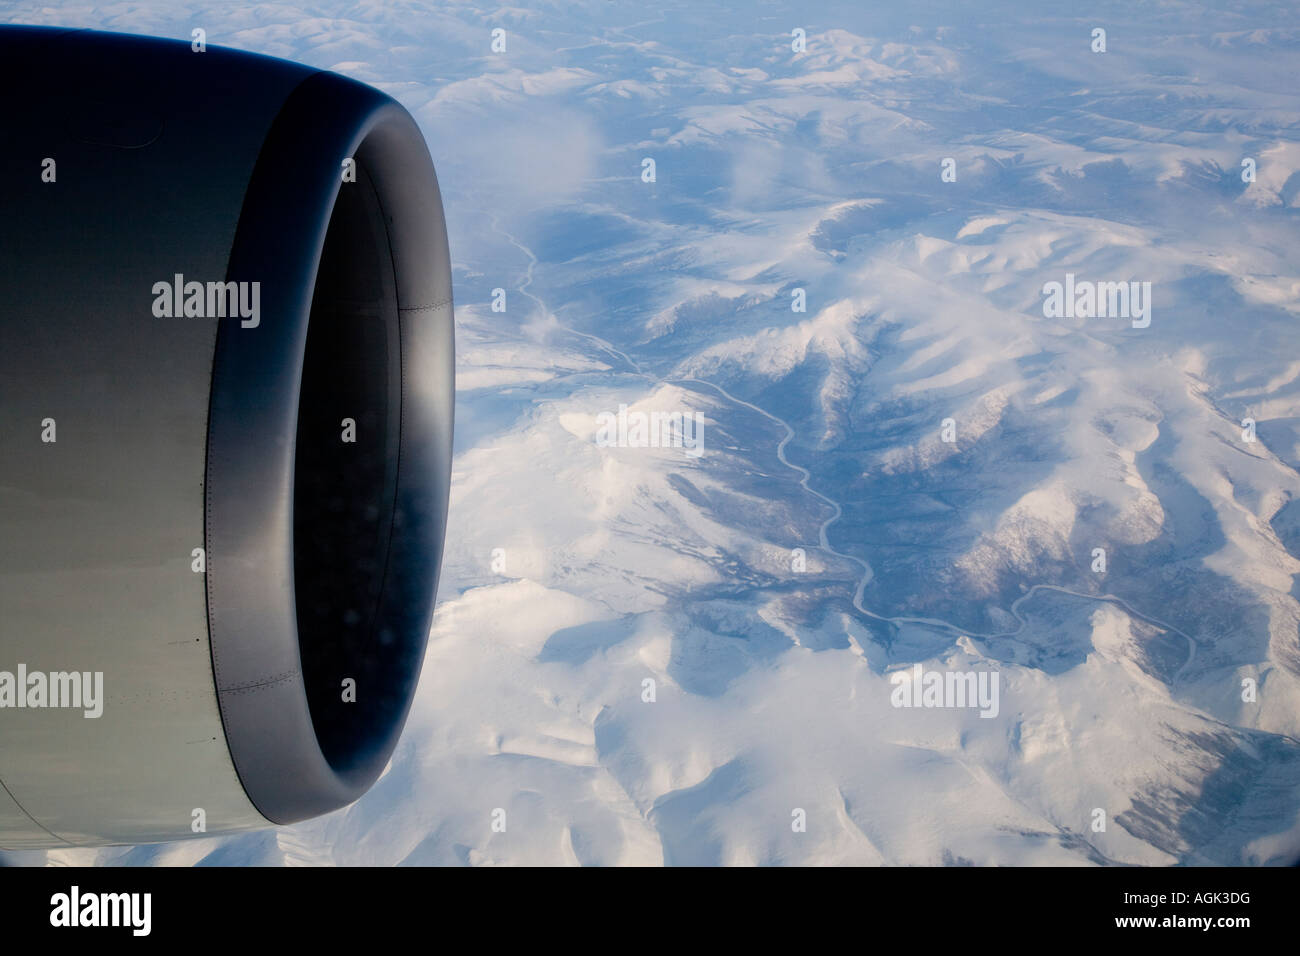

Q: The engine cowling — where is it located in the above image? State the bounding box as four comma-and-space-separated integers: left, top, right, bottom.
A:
0, 26, 454, 847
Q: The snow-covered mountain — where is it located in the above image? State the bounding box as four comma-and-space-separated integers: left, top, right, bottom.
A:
5, 0, 1300, 865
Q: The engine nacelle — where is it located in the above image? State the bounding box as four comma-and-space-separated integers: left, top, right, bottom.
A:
0, 26, 454, 846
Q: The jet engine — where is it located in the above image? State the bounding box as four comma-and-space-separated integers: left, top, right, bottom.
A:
0, 26, 454, 847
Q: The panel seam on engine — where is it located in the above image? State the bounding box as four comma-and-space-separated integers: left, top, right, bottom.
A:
399, 295, 452, 313
0, 771, 72, 846
218, 669, 301, 694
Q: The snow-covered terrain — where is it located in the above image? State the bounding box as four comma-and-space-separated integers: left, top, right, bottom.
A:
5, 0, 1300, 865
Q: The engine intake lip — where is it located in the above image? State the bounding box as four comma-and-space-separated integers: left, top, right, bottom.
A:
204, 69, 454, 825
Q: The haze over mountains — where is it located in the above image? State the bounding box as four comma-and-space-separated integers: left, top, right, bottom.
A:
5, 0, 1300, 865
